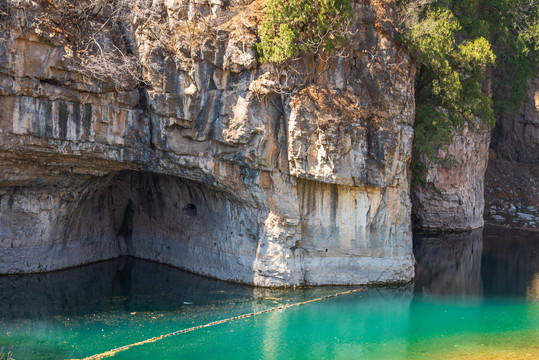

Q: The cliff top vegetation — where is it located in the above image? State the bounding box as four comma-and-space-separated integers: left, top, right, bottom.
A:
256, 0, 353, 63
398, 0, 539, 185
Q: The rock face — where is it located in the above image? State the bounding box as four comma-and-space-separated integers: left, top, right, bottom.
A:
492, 73, 539, 163
483, 73, 539, 230
412, 120, 491, 232
0, 0, 415, 285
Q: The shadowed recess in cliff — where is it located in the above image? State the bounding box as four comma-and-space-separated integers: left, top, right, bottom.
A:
0, 170, 265, 284
80, 171, 263, 284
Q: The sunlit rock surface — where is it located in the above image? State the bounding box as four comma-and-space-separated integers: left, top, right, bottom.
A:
0, 0, 415, 285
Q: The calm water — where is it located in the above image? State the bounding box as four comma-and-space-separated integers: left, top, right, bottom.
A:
0, 225, 537, 359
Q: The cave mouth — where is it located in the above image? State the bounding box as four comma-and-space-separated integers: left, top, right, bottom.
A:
69, 170, 260, 283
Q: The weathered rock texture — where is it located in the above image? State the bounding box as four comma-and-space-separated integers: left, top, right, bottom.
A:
492, 73, 539, 164
412, 119, 491, 231
0, 0, 415, 285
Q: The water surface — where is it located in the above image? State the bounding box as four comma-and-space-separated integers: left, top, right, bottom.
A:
0, 225, 537, 359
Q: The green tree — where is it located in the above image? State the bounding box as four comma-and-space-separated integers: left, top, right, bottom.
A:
401, 0, 539, 161
400, 0, 539, 186
402, 7, 495, 166
257, 0, 353, 63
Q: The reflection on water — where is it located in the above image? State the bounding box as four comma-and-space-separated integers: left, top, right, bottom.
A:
482, 226, 539, 298
0, 225, 538, 359
0, 257, 285, 320
414, 226, 539, 299
0, 259, 354, 359
0, 258, 358, 321
414, 228, 483, 296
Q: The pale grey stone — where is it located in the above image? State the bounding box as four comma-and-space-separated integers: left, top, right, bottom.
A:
0, 1, 415, 286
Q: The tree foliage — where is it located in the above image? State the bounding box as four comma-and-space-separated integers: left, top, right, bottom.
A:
401, 6, 495, 168
257, 0, 353, 63
477, 0, 539, 116
399, 0, 539, 186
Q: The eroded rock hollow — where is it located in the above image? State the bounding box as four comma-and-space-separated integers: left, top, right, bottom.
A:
0, 0, 415, 286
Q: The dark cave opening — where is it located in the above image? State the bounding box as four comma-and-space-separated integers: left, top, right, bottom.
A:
66, 170, 260, 283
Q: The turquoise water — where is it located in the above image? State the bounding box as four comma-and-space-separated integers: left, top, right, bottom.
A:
1, 226, 537, 359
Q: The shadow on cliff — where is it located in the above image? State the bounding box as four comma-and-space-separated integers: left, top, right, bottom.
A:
65, 170, 261, 285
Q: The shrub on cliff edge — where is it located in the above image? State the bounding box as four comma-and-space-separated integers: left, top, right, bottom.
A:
400, 0, 539, 186
402, 8, 496, 159
256, 0, 353, 63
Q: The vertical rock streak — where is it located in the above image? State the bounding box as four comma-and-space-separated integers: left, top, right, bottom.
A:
0, 0, 415, 285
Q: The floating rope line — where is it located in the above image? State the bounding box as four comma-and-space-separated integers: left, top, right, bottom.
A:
74, 288, 363, 360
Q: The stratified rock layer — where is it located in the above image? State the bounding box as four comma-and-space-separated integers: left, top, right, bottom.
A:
0, 0, 415, 285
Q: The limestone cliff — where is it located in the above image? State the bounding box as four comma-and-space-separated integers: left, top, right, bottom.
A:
0, 0, 415, 286
411, 119, 491, 232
